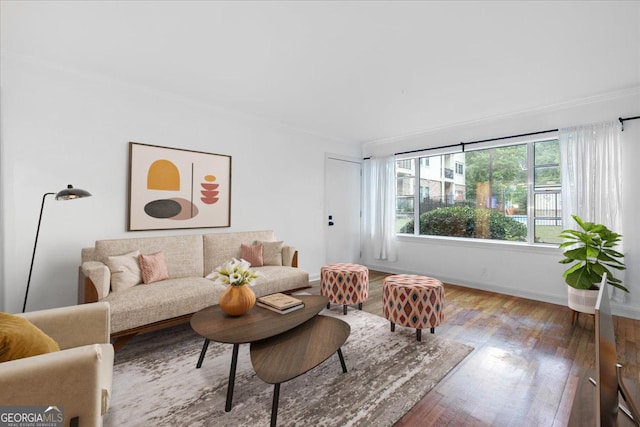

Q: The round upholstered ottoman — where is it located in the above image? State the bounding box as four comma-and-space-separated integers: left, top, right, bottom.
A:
382, 274, 445, 341
320, 263, 369, 315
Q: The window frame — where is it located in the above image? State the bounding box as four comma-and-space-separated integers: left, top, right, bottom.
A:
396, 136, 560, 245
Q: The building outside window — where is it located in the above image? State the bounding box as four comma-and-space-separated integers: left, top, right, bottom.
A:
455, 162, 464, 175
395, 138, 561, 244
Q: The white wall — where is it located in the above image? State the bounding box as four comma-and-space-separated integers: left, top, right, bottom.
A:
363, 89, 640, 319
0, 54, 361, 312
3, 56, 638, 321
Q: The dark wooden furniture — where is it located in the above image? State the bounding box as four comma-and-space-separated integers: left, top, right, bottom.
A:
251, 315, 350, 427
190, 294, 328, 412
568, 369, 640, 427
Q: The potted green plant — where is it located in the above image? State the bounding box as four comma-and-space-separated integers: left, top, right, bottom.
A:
559, 214, 627, 316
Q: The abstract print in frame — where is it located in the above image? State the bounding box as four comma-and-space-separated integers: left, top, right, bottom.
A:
128, 142, 231, 231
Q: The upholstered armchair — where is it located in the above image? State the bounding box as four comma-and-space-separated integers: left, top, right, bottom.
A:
0, 302, 114, 426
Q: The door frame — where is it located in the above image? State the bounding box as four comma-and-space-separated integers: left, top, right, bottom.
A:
324, 153, 363, 264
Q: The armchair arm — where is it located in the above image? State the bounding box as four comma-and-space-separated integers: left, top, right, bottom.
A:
0, 343, 114, 424
81, 261, 111, 300
282, 245, 299, 267
20, 302, 111, 349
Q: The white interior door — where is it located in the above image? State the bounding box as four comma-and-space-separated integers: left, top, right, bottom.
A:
326, 156, 362, 264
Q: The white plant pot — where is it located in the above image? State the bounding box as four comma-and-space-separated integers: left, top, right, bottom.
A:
567, 286, 599, 314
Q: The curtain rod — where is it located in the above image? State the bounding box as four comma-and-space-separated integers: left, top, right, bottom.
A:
619, 115, 640, 131
363, 115, 640, 160
393, 128, 558, 157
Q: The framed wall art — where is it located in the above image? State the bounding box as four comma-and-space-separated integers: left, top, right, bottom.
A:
128, 142, 231, 231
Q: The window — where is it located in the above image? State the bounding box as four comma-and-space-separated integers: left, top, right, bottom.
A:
396, 138, 561, 244
395, 158, 415, 233
533, 140, 562, 244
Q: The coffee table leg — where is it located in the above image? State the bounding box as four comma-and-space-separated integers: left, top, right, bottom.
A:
271, 383, 280, 427
337, 348, 347, 373
225, 343, 240, 412
196, 338, 210, 368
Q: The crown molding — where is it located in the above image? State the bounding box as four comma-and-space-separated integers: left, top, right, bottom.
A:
363, 86, 640, 149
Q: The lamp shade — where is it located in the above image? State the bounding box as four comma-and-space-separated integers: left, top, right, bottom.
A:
55, 185, 92, 200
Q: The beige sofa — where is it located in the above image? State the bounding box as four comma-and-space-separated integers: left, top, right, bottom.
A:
0, 302, 114, 426
79, 230, 309, 350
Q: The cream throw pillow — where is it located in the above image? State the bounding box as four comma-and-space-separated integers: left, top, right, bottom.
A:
258, 241, 284, 266
107, 250, 142, 292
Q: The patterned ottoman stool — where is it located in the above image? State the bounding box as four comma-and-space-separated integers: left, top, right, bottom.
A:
382, 274, 445, 341
320, 263, 369, 315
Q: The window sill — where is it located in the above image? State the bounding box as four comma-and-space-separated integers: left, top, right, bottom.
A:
395, 233, 561, 255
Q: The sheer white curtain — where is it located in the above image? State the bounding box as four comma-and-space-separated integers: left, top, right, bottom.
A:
560, 121, 624, 300
559, 120, 622, 233
363, 156, 397, 261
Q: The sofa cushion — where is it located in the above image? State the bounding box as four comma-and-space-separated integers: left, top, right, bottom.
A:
107, 250, 142, 292
103, 278, 225, 334
0, 312, 60, 362
259, 241, 284, 266
250, 266, 310, 298
203, 230, 276, 274
96, 234, 204, 279
139, 252, 170, 284
241, 243, 263, 267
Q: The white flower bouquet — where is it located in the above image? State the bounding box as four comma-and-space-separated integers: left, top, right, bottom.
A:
206, 258, 261, 287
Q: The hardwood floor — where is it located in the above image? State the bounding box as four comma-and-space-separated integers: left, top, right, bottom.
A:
308, 271, 640, 426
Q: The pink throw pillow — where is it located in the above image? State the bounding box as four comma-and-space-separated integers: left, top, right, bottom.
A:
241, 243, 263, 267
138, 252, 170, 284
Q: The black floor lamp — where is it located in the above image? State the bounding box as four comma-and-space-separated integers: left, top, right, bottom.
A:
22, 184, 92, 313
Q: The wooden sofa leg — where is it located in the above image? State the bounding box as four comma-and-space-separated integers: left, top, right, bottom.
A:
112, 334, 136, 352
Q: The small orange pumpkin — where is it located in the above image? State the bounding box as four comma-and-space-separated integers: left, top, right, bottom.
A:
218, 284, 256, 316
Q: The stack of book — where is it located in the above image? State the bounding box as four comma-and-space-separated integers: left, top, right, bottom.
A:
256, 293, 304, 314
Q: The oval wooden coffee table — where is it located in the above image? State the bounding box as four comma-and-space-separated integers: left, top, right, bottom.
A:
251, 315, 350, 427
190, 295, 329, 412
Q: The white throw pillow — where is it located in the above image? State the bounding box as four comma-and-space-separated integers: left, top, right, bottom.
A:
107, 250, 142, 292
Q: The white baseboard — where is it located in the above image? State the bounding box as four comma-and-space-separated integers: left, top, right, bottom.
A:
363, 262, 640, 321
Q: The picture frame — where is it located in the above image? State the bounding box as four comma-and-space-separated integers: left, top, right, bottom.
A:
128, 142, 231, 231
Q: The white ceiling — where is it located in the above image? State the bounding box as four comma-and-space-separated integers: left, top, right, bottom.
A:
2, 1, 639, 144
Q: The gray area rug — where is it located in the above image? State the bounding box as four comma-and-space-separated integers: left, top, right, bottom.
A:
104, 308, 473, 426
